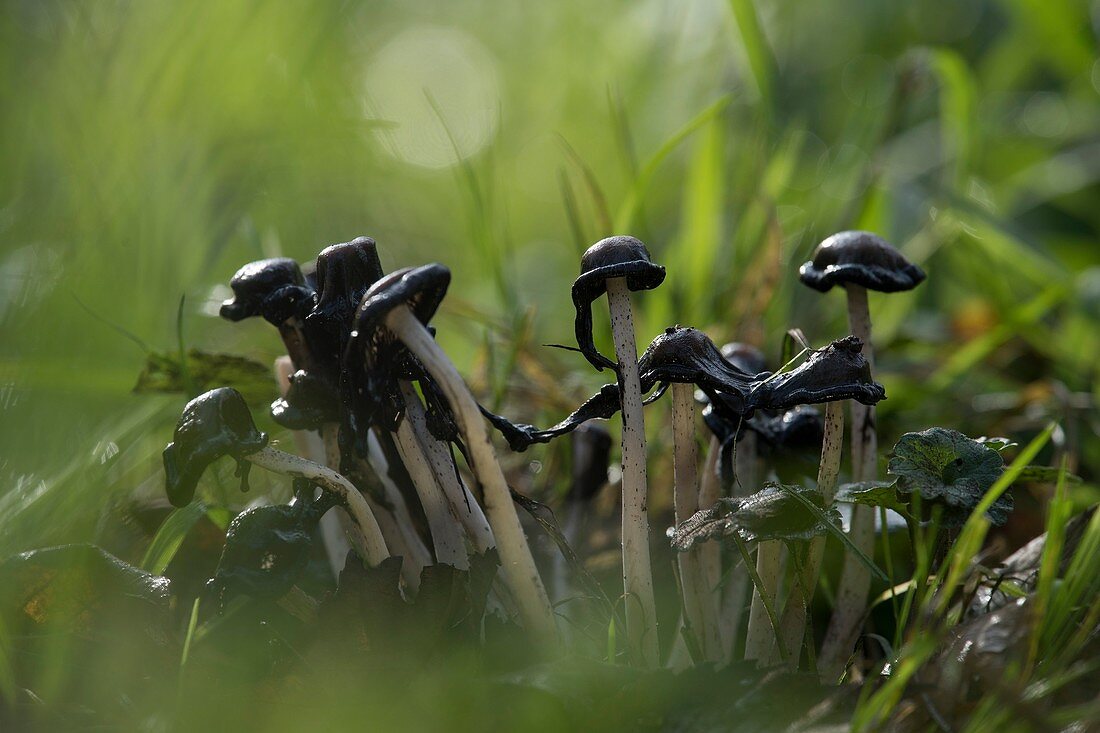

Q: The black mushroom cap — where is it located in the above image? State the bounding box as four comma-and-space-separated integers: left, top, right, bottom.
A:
639, 327, 756, 392
162, 387, 269, 508
340, 264, 451, 455
206, 480, 341, 602
572, 235, 666, 371
799, 230, 926, 293
220, 258, 314, 324
271, 369, 342, 431
353, 263, 451, 337
747, 335, 885, 411
304, 237, 386, 371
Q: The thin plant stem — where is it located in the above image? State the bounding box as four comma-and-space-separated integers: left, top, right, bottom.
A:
605, 277, 660, 666
386, 305, 558, 648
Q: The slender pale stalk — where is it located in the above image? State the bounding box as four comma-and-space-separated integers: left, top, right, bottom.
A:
393, 418, 469, 569
244, 446, 388, 566
742, 432, 786, 664
697, 436, 722, 595
716, 435, 753, 661
819, 284, 876, 678
399, 381, 495, 553
385, 306, 558, 647
671, 383, 721, 662
605, 277, 660, 666
321, 423, 427, 589
364, 431, 433, 572
774, 400, 845, 668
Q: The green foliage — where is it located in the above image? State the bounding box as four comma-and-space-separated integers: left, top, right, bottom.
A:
889, 426, 1013, 525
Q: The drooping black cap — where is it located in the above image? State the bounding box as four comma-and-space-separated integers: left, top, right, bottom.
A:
747, 335, 885, 411
303, 237, 386, 373
270, 369, 342, 431
353, 264, 450, 338
639, 327, 755, 392
799, 231, 926, 293
572, 236, 666, 371
220, 258, 315, 325
751, 405, 823, 452
206, 480, 341, 602
162, 387, 269, 508
341, 264, 451, 455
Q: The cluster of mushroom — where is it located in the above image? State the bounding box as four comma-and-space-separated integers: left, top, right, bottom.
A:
161, 229, 924, 669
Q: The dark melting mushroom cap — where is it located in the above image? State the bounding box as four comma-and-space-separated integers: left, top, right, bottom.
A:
353, 263, 451, 337
162, 387, 268, 508
748, 335, 885, 410
799, 230, 926, 293
572, 235, 666, 371
206, 482, 340, 602
271, 369, 342, 431
304, 237, 386, 372
220, 258, 314, 325
341, 264, 451, 455
638, 327, 757, 412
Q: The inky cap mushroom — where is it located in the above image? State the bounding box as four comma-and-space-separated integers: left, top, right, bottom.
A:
162, 387, 269, 507
747, 335, 885, 412
341, 264, 451, 454
219, 258, 315, 326
207, 480, 342, 601
303, 237, 386, 374
637, 327, 756, 408
799, 230, 925, 294
572, 236, 666, 370
270, 368, 342, 431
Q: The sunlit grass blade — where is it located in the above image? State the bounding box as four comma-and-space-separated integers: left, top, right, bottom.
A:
141, 501, 209, 575
727, 0, 777, 113
614, 95, 733, 233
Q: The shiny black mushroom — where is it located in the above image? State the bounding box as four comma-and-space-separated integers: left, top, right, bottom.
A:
162, 387, 269, 507
341, 265, 451, 455
206, 479, 342, 602
798, 230, 925, 294
571, 236, 666, 371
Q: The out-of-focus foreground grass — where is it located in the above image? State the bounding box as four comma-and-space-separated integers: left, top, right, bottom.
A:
0, 3, 1098, 724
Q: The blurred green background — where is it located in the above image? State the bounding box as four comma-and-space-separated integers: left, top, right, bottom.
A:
2, 0, 1099, 557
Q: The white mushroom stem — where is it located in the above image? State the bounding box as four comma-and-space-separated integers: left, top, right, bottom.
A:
393, 417, 470, 570
385, 305, 558, 647
244, 446, 389, 566
819, 284, 877, 678
605, 277, 660, 666
399, 380, 495, 553
363, 431, 433, 579
697, 435, 728, 656
774, 400, 845, 668
742, 433, 784, 664
671, 382, 721, 662
717, 435, 754, 661
321, 422, 429, 591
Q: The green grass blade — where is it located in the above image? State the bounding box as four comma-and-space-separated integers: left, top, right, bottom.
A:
727, 0, 777, 113
141, 501, 208, 575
